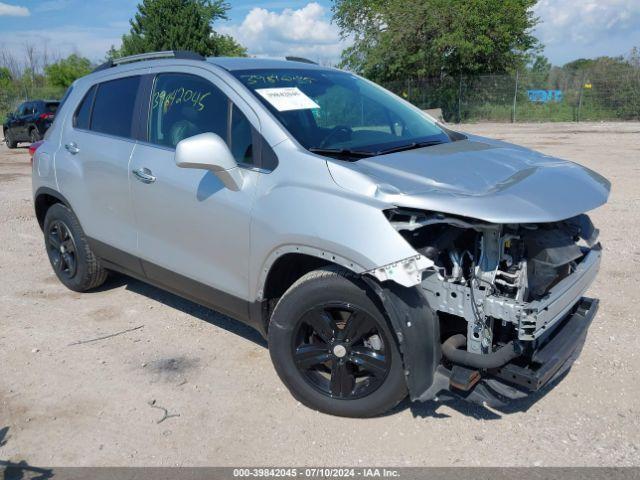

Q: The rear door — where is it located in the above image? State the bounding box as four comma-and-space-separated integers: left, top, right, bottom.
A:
14, 103, 30, 139
56, 74, 145, 275
129, 67, 261, 320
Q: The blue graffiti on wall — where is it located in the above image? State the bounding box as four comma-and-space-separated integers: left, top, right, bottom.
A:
527, 90, 563, 103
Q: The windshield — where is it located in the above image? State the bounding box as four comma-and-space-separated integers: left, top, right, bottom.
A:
232, 68, 450, 157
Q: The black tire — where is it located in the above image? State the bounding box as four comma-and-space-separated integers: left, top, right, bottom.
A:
5, 129, 17, 148
268, 267, 407, 417
29, 128, 40, 143
43, 203, 108, 292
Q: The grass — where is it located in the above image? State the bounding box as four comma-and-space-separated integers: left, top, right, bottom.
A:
460, 100, 622, 123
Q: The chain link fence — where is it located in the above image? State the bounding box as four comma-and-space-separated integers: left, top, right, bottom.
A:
383, 69, 640, 123
3, 70, 639, 125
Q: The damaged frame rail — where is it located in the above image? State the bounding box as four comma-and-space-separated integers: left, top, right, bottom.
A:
362, 236, 602, 405
421, 245, 602, 342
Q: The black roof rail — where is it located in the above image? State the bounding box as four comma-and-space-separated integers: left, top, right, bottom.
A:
285, 56, 318, 65
92, 50, 205, 73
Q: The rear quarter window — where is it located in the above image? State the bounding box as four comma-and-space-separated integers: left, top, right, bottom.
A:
91, 76, 141, 139
74, 86, 96, 130
57, 87, 74, 110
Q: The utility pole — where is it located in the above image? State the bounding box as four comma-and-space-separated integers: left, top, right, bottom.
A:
457, 76, 463, 123
512, 70, 519, 123
577, 73, 587, 122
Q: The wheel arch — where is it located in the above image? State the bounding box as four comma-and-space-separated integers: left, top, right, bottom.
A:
263, 260, 441, 410
255, 247, 368, 333
34, 187, 73, 230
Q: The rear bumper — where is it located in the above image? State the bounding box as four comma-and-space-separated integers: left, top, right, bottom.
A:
421, 296, 598, 407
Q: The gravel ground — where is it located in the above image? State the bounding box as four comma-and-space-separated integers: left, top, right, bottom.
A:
1, 122, 639, 467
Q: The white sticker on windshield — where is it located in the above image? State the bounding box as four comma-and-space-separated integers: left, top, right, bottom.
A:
255, 87, 320, 112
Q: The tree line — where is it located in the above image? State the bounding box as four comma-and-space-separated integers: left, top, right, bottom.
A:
1, 0, 639, 121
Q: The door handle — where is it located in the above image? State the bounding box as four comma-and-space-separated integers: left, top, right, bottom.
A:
132, 167, 156, 184
64, 142, 79, 154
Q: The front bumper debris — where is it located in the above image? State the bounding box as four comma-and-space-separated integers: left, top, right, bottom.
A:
489, 297, 598, 392
420, 296, 598, 407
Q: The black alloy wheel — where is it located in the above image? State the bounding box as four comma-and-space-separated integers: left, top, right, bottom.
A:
268, 267, 407, 417
46, 220, 78, 280
43, 203, 108, 291
292, 302, 391, 400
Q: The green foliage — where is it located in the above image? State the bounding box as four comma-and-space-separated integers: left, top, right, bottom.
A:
562, 58, 596, 73
44, 54, 92, 88
530, 55, 551, 80
105, 45, 123, 61
210, 32, 247, 57
0, 67, 12, 90
584, 56, 640, 120
113, 0, 246, 58
332, 0, 539, 82
380, 49, 640, 123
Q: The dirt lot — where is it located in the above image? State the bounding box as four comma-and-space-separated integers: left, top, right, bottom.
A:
1, 122, 639, 467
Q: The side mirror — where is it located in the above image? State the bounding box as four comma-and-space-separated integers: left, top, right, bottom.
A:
175, 132, 243, 191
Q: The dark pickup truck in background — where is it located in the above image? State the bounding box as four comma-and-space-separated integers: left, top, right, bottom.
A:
3, 99, 59, 148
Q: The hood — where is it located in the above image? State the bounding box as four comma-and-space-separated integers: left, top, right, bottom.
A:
326, 136, 610, 224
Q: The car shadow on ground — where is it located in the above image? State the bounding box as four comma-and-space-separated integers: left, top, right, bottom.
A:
89, 274, 570, 421
0, 426, 9, 447
0, 427, 53, 480
395, 369, 571, 420
0, 461, 53, 480
93, 273, 267, 348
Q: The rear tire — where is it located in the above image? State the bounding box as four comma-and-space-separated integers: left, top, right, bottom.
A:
29, 128, 40, 143
43, 203, 108, 292
5, 130, 17, 148
268, 267, 407, 417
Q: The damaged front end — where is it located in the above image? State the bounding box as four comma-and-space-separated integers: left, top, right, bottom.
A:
381, 208, 602, 407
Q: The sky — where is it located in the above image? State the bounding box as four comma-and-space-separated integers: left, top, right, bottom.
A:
0, 0, 639, 69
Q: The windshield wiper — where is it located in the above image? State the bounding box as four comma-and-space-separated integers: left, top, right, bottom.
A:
375, 140, 444, 156
308, 147, 375, 159
309, 140, 444, 160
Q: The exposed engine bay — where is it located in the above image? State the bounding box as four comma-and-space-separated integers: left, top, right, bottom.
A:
384, 208, 601, 362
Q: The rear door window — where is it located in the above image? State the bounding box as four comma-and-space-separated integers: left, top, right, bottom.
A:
91, 76, 141, 139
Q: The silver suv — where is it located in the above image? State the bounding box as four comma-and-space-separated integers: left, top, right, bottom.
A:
33, 51, 610, 417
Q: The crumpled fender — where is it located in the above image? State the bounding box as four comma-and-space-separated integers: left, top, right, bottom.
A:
363, 277, 441, 400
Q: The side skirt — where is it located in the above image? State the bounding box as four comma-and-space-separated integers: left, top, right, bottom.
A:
87, 237, 264, 337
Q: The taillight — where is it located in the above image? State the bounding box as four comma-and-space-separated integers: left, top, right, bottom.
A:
39, 113, 54, 120
29, 140, 44, 165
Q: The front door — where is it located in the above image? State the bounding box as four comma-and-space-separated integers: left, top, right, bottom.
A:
129, 70, 260, 321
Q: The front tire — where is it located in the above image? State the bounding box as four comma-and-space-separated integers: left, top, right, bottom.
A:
268, 267, 407, 417
5, 130, 17, 148
43, 203, 108, 292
